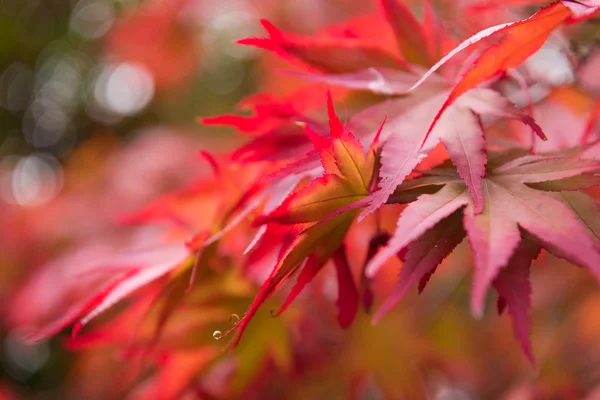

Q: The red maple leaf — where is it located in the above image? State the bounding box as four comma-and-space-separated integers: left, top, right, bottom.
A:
365, 151, 600, 364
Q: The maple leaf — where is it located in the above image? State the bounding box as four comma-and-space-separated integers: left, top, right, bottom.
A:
424, 2, 572, 136
492, 236, 541, 365
201, 87, 339, 169
239, 19, 405, 73
226, 0, 600, 228
262, 3, 546, 220
365, 151, 600, 363
219, 93, 383, 347
368, 3, 567, 99
350, 88, 544, 219
10, 239, 191, 344
201, 92, 307, 137
375, 0, 598, 137
293, 1, 581, 150
223, 210, 357, 349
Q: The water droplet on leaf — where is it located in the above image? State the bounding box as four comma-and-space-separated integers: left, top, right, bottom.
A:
212, 330, 222, 340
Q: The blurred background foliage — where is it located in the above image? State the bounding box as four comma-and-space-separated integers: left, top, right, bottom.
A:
0, 0, 374, 397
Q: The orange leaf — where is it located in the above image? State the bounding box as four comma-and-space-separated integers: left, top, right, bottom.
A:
426, 2, 571, 143
450, 2, 570, 103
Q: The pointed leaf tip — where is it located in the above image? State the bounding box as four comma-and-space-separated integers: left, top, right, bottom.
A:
493, 239, 540, 366
260, 19, 280, 35
326, 91, 344, 139
372, 116, 386, 149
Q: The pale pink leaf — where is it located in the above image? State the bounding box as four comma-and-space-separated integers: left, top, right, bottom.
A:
359, 89, 515, 220
558, 191, 600, 244
501, 182, 600, 279
459, 89, 546, 140
358, 92, 448, 220
365, 183, 469, 277
494, 157, 600, 183
463, 180, 522, 317
439, 109, 486, 213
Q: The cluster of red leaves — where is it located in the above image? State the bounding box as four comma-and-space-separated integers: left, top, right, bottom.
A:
203, 0, 600, 365
8, 0, 600, 398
